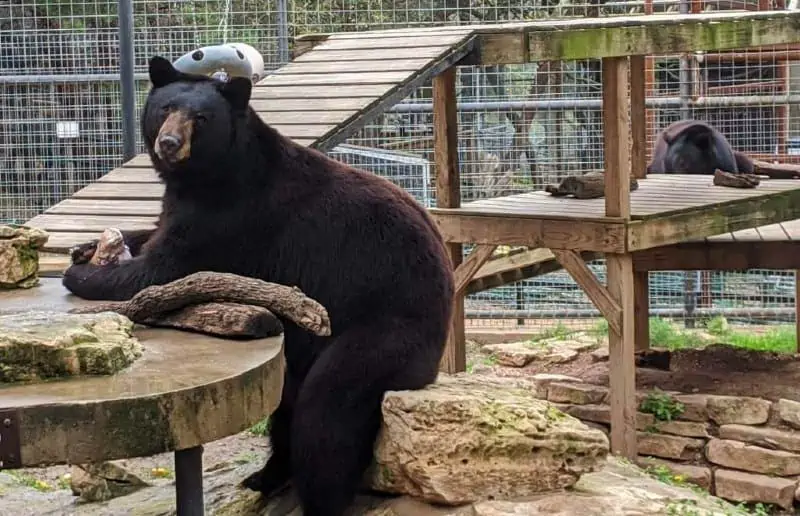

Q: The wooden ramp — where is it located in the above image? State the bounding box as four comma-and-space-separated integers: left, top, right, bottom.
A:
30, 26, 478, 267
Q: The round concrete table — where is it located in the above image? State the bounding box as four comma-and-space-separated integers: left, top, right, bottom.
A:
0, 278, 284, 516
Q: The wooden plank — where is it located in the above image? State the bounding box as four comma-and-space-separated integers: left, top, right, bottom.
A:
755, 223, 791, 241
603, 56, 631, 219
312, 34, 471, 51
313, 34, 478, 153
292, 46, 455, 62
73, 183, 165, 200
250, 97, 378, 113
782, 220, 800, 240
40, 232, 105, 252
627, 188, 800, 251
260, 71, 412, 87
270, 124, 336, 139
45, 199, 162, 217
251, 84, 393, 99
123, 154, 152, 167
731, 227, 763, 241
255, 110, 360, 126
28, 214, 157, 232
632, 241, 800, 271
630, 55, 647, 179
99, 167, 160, 183
430, 213, 628, 254
273, 58, 435, 75
601, 55, 637, 461
551, 249, 622, 336
433, 66, 465, 375
454, 245, 497, 294
526, 14, 800, 62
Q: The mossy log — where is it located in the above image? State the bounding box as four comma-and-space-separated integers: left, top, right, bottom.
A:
713, 170, 760, 189
545, 172, 639, 199
70, 271, 331, 338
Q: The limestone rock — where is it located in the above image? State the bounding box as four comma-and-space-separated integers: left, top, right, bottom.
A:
483, 341, 578, 368
637, 432, 706, 461
652, 420, 710, 438
672, 394, 709, 422
706, 395, 771, 425
714, 468, 797, 510
776, 398, 800, 429
636, 456, 712, 489
368, 374, 610, 505
70, 461, 149, 502
0, 310, 143, 382
706, 438, 800, 476
529, 373, 584, 399
538, 333, 600, 353
590, 346, 609, 362
0, 224, 48, 289
556, 403, 656, 431
719, 423, 800, 453
547, 382, 608, 405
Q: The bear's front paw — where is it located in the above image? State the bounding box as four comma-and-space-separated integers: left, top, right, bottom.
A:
70, 239, 100, 265
62, 262, 107, 296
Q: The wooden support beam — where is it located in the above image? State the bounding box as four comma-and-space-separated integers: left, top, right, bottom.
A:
796, 270, 800, 354
433, 66, 465, 375
454, 245, 498, 294
634, 271, 650, 352
602, 56, 637, 460
551, 249, 622, 336
629, 55, 647, 180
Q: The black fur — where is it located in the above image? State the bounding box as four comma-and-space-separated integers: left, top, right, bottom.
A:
646, 119, 754, 175
62, 56, 455, 516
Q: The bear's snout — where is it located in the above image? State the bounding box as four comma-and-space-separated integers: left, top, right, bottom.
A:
158, 134, 182, 157
156, 110, 194, 163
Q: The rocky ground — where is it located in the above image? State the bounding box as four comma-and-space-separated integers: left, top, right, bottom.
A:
3, 327, 797, 515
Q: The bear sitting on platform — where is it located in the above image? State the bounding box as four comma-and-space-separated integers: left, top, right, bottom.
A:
62, 56, 456, 516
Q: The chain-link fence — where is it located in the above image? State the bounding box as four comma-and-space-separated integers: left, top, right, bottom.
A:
1, 0, 797, 338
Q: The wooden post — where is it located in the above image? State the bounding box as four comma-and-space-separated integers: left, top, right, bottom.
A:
629, 55, 647, 180
796, 270, 800, 354
434, 66, 466, 374
602, 56, 638, 459
634, 270, 650, 351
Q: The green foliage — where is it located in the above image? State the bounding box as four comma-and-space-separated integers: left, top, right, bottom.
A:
249, 417, 271, 436
640, 388, 684, 422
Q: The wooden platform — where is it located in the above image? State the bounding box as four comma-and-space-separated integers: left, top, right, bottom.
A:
429, 174, 800, 254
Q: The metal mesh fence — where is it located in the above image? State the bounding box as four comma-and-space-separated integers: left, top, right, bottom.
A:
1, 0, 797, 339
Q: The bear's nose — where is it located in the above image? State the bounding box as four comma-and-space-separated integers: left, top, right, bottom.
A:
158, 134, 182, 156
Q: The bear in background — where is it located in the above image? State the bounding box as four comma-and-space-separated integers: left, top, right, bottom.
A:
63, 56, 456, 516
646, 119, 754, 175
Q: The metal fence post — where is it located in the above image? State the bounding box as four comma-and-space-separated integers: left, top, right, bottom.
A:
119, 0, 137, 162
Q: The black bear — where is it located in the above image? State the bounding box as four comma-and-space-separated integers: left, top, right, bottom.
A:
646, 119, 754, 175
63, 56, 456, 516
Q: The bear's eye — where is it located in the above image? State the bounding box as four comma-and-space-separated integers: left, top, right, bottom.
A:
195, 114, 208, 124
161, 105, 170, 114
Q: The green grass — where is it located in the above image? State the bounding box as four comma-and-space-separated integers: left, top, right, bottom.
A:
591, 316, 796, 354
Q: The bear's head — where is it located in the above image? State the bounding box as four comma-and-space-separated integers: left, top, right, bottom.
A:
141, 56, 253, 178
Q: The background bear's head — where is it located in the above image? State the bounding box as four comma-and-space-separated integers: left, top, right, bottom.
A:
140, 56, 253, 179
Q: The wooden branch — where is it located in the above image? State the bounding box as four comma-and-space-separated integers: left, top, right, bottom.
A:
545, 172, 639, 199
138, 302, 283, 339
752, 160, 800, 180
550, 249, 622, 337
70, 271, 331, 337
713, 170, 760, 189
453, 244, 497, 294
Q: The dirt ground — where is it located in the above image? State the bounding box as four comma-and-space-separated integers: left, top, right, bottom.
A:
466, 338, 800, 402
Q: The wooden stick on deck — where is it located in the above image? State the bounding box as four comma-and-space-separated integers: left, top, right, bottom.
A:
433, 66, 466, 374
602, 56, 638, 459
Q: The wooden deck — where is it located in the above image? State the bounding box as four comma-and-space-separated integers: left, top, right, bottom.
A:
429, 174, 800, 254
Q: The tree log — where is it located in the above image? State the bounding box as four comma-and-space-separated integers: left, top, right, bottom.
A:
713, 169, 760, 188
752, 160, 800, 180
545, 172, 639, 199
138, 302, 284, 338
70, 271, 332, 337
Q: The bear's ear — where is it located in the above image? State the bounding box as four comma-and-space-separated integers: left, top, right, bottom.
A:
218, 77, 252, 112
148, 56, 181, 88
